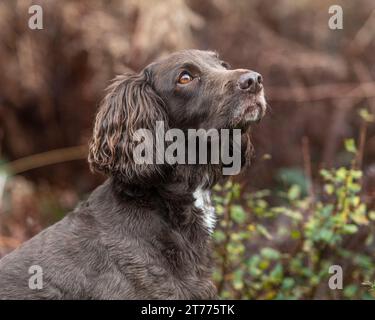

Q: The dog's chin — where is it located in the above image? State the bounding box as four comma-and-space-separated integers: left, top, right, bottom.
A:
233, 99, 266, 131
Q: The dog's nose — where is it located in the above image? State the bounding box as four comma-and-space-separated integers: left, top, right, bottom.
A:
238, 71, 263, 93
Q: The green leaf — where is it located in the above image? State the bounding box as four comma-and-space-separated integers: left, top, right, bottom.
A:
324, 184, 334, 195
215, 204, 224, 215
348, 183, 361, 194
359, 108, 375, 123
230, 205, 247, 224
277, 168, 308, 196
281, 277, 295, 290
231, 183, 241, 199
256, 225, 273, 240
213, 230, 226, 242
320, 169, 333, 181
345, 138, 357, 153
290, 230, 301, 239
288, 185, 301, 201
283, 209, 303, 221
320, 204, 334, 217
343, 284, 358, 298
213, 184, 222, 192
260, 247, 281, 260
342, 224, 359, 234
269, 263, 283, 281
319, 229, 334, 243
336, 167, 348, 181
259, 259, 270, 270
354, 255, 373, 269
362, 281, 375, 290
233, 269, 244, 290
351, 170, 363, 180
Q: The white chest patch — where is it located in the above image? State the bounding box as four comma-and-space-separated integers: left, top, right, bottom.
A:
193, 188, 216, 234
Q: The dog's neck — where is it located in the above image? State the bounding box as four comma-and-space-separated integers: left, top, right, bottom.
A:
110, 165, 220, 232
193, 186, 216, 234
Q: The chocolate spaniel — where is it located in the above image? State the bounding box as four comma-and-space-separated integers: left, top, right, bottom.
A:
0, 49, 266, 299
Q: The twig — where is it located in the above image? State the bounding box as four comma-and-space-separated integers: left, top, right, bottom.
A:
267, 82, 375, 102
322, 99, 355, 167
0, 145, 88, 175
354, 120, 367, 170
217, 180, 235, 296
348, 10, 375, 56
0, 235, 21, 248
351, 60, 373, 170
302, 136, 315, 202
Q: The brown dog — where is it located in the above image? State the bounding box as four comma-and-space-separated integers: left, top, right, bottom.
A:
0, 49, 266, 299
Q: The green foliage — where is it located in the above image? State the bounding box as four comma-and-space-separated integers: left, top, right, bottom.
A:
277, 168, 308, 197
344, 139, 357, 154
212, 156, 375, 299
359, 108, 375, 123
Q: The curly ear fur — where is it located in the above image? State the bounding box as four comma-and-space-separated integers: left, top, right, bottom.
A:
88, 71, 170, 186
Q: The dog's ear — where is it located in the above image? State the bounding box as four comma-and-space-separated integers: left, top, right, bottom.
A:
241, 130, 254, 169
88, 70, 170, 186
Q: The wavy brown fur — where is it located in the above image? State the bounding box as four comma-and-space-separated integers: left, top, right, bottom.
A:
0, 50, 265, 299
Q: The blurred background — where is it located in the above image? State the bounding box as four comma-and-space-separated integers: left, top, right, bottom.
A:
0, 0, 374, 299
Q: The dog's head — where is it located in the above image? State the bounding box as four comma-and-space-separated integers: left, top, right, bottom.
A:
88, 49, 266, 186
148, 49, 266, 130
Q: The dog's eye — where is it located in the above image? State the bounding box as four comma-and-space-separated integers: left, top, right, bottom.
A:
221, 61, 231, 69
178, 71, 193, 84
